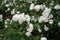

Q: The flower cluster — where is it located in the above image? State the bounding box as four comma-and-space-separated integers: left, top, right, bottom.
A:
26, 23, 33, 37
12, 13, 30, 24
38, 7, 52, 23
30, 3, 46, 11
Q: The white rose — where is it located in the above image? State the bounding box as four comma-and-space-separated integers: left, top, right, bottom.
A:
18, 13, 25, 24
25, 14, 30, 22
41, 37, 47, 40
49, 19, 53, 24
54, 4, 60, 10
29, 23, 33, 30
25, 32, 31, 37
12, 14, 20, 21
30, 3, 34, 10
34, 5, 40, 11
38, 16, 46, 23
44, 25, 49, 31
42, 7, 51, 17
27, 23, 33, 32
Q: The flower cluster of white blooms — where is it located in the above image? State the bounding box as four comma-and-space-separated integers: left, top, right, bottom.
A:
30, 3, 46, 11
54, 4, 60, 10
34, 4, 46, 11
38, 7, 52, 23
12, 13, 30, 24
27, 23, 34, 32
42, 8, 51, 17
1, 0, 60, 39
0, 14, 3, 21
41, 37, 47, 40
26, 23, 33, 37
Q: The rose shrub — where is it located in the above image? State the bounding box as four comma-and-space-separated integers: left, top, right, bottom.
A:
0, 0, 60, 40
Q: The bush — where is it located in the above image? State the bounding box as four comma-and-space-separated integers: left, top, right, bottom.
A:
0, 0, 60, 40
